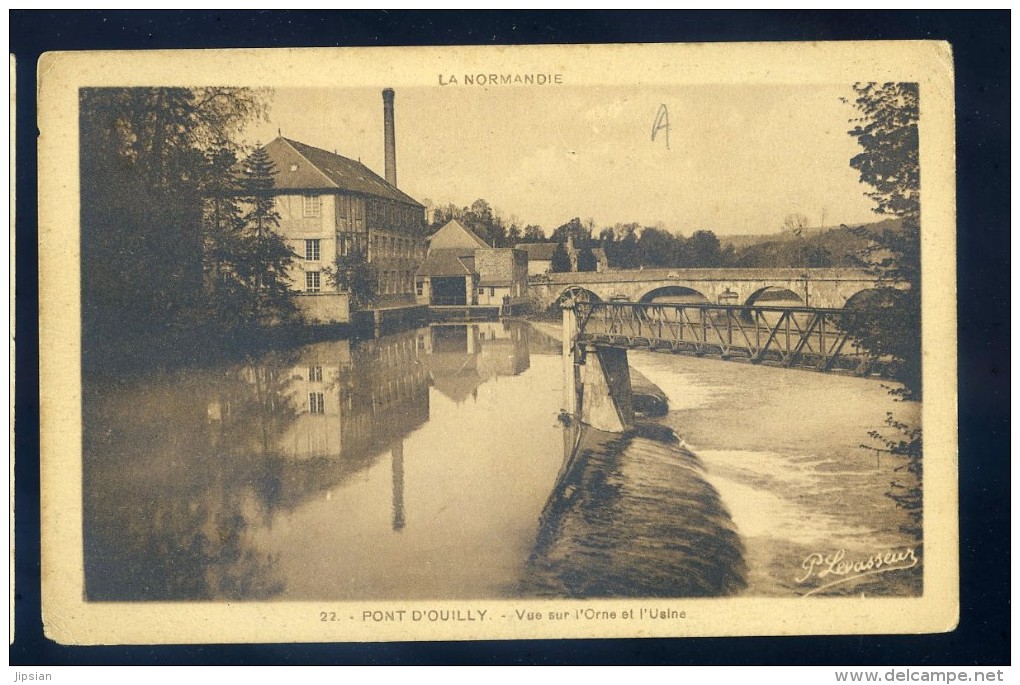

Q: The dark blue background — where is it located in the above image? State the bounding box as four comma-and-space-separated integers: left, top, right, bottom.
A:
10, 10, 1010, 666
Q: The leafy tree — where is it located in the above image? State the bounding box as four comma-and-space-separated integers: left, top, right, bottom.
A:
797, 244, 834, 268
462, 198, 510, 246
603, 223, 641, 269
324, 247, 377, 310
845, 81, 922, 539
506, 221, 523, 246
550, 242, 572, 273
550, 217, 591, 246
427, 202, 461, 233
687, 230, 724, 267
845, 82, 921, 400
522, 224, 546, 241
636, 227, 680, 267
80, 87, 270, 367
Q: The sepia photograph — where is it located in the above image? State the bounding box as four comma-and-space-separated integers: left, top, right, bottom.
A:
35, 40, 959, 645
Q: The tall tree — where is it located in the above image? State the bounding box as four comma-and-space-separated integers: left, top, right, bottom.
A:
604, 223, 640, 269
576, 244, 598, 272
199, 147, 249, 330
234, 146, 297, 328
845, 82, 921, 400
549, 242, 572, 273
506, 221, 523, 247
845, 81, 922, 539
80, 87, 270, 366
462, 198, 501, 245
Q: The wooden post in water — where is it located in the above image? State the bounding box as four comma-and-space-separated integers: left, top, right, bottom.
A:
562, 299, 578, 415
562, 300, 634, 433
578, 345, 634, 433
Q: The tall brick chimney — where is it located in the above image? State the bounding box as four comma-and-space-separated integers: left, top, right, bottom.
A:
382, 88, 397, 187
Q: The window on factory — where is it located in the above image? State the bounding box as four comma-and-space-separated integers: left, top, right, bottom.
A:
308, 392, 325, 414
353, 198, 365, 229
305, 239, 320, 261
308, 366, 323, 382
305, 271, 320, 293
303, 195, 321, 218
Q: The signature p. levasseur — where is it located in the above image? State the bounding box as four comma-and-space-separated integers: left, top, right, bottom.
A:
797, 548, 919, 596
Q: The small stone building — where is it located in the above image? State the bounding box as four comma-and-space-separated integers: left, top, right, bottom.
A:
415, 220, 528, 307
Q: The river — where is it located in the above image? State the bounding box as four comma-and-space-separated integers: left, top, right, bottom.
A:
82, 320, 921, 601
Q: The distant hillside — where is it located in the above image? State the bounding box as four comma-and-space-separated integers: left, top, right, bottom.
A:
724, 219, 901, 248
725, 218, 902, 268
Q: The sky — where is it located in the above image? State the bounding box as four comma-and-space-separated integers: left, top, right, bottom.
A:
246, 84, 880, 237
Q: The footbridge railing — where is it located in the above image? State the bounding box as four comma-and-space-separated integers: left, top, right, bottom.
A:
570, 301, 884, 375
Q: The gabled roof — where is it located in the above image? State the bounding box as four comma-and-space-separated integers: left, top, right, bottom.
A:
415, 249, 475, 278
515, 242, 558, 261
428, 220, 490, 250
431, 369, 482, 405
258, 137, 423, 207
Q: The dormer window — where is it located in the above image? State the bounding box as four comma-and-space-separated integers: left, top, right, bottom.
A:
303, 195, 321, 218
290, 163, 299, 172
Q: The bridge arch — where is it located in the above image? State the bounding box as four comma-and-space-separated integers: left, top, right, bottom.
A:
843, 287, 902, 310
638, 286, 710, 304
744, 285, 804, 308
554, 286, 602, 307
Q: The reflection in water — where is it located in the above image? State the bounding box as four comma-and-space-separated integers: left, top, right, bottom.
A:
84, 320, 747, 601
84, 321, 540, 601
391, 442, 405, 532
523, 421, 747, 597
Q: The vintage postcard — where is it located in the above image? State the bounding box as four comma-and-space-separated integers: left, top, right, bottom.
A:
37, 41, 957, 644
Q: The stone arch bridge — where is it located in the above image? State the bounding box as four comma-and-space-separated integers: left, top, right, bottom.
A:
528, 267, 888, 311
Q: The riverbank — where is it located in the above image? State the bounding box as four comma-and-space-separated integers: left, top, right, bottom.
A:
525, 317, 922, 597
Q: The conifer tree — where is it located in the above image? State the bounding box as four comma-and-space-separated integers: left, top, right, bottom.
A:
550, 242, 572, 273
236, 145, 297, 328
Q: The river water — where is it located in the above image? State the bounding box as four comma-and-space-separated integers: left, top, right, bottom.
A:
83, 320, 920, 602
